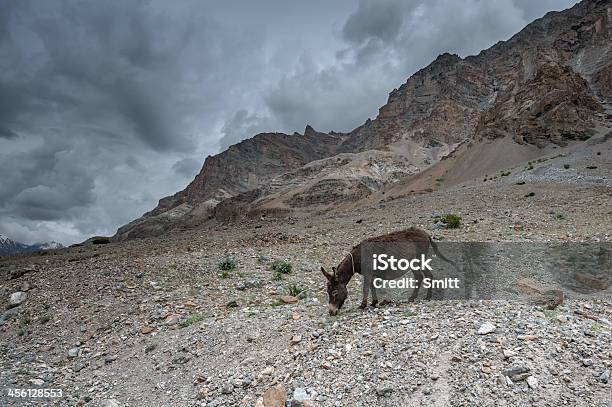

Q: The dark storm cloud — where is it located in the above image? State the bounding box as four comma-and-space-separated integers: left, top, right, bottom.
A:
172, 157, 202, 179
0, 0, 579, 245
219, 109, 280, 150
342, 0, 407, 45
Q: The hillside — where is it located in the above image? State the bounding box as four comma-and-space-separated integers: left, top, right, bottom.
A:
116, 0, 610, 241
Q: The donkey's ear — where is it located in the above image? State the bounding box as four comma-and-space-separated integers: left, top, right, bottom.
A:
331, 266, 337, 277
320, 266, 332, 280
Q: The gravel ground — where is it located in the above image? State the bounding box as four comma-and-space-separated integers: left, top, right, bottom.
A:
1, 171, 611, 406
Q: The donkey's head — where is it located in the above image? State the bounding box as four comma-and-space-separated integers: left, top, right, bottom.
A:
321, 266, 348, 316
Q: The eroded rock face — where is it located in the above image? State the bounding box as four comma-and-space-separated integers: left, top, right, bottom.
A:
116, 0, 611, 239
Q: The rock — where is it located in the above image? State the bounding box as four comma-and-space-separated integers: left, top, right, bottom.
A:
502, 366, 530, 381
477, 322, 496, 335
291, 387, 312, 406
574, 272, 609, 290
9, 291, 27, 307
0, 308, 18, 326
141, 326, 155, 334
262, 385, 286, 407
581, 358, 593, 367
515, 278, 544, 295
221, 383, 234, 394
279, 295, 298, 304
29, 378, 44, 386
164, 314, 180, 326
290, 335, 302, 345
376, 386, 393, 397
503, 349, 517, 359
599, 370, 610, 384
226, 300, 238, 308
556, 314, 568, 323
100, 400, 120, 407
260, 366, 274, 376
68, 347, 80, 358
527, 376, 538, 389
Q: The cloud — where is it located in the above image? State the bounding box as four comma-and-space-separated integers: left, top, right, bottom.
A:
219, 110, 277, 150
0, 0, 580, 245
172, 157, 202, 179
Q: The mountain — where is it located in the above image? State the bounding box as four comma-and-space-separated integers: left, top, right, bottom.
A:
116, 0, 611, 240
0, 234, 64, 256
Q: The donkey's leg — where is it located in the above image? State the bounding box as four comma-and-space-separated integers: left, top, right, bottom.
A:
422, 268, 434, 300
360, 275, 371, 309
408, 270, 422, 302
370, 280, 378, 307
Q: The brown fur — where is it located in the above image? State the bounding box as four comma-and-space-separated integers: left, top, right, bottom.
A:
321, 228, 454, 315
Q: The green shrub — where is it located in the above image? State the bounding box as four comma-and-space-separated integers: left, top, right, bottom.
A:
434, 214, 461, 229
218, 258, 236, 271
272, 271, 283, 281
287, 284, 305, 297
271, 260, 292, 274
181, 313, 204, 328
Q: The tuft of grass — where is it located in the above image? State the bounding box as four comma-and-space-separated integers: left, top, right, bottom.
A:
220, 270, 231, 279
271, 260, 292, 274
434, 214, 461, 229
272, 271, 283, 281
181, 313, 204, 328
524, 192, 535, 197
287, 284, 305, 297
218, 258, 236, 271
39, 314, 50, 324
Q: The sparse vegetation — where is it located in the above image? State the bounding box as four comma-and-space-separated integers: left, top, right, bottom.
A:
586, 166, 597, 169
287, 284, 305, 297
515, 181, 526, 185
500, 171, 511, 177
181, 313, 204, 328
218, 258, 236, 271
525, 192, 535, 197
434, 214, 462, 229
39, 314, 50, 324
271, 260, 292, 274
563, 164, 570, 169
220, 270, 231, 279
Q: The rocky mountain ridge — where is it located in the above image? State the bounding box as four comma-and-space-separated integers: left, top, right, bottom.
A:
116, 0, 611, 240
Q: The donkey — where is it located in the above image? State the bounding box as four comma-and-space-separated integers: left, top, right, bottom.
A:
321, 228, 459, 316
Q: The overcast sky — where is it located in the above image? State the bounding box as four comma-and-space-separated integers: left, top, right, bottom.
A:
0, 0, 579, 245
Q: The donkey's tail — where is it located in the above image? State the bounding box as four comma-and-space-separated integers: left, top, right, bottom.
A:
429, 237, 461, 273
